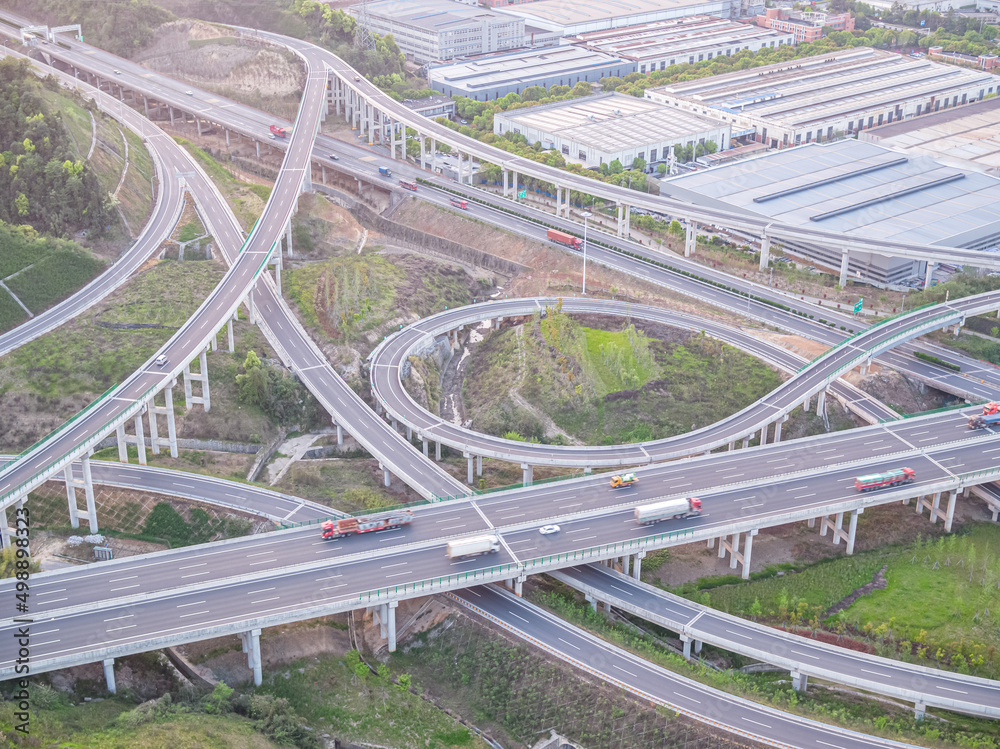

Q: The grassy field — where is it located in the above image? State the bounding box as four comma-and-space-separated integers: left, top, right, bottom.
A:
257, 653, 488, 749
287, 251, 475, 352
273, 459, 399, 513
38, 86, 93, 161
673, 523, 1000, 679
466, 311, 784, 445
0, 697, 286, 749
6, 248, 106, 312
175, 138, 271, 229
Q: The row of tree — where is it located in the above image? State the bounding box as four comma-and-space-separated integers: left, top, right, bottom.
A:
0, 58, 111, 237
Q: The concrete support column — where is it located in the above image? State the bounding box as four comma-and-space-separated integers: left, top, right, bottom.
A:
466, 454, 474, 485
684, 223, 697, 257
914, 702, 926, 721
945, 490, 958, 532
742, 529, 758, 579
503, 170, 509, 198
244, 628, 263, 686
406, 425, 412, 441
477, 455, 483, 476
846, 507, 863, 555
387, 600, 399, 652
585, 594, 597, 612
286, 222, 294, 259
116, 424, 128, 463
631, 550, 646, 580
802, 395, 811, 412
142, 95, 149, 117
225, 129, 230, 147
255, 140, 261, 158
195, 117, 202, 136
169, 107, 175, 126
103, 659, 117, 694
513, 574, 525, 596
247, 288, 256, 325
435, 440, 442, 461
389, 120, 398, 160
925, 262, 936, 289
758, 233, 771, 270
817, 389, 827, 416
0, 508, 8, 550
681, 635, 693, 660
616, 203, 626, 238
584, 466, 592, 475
64, 466, 80, 529
839, 250, 850, 287
521, 463, 533, 487
227, 318, 235, 353
381, 464, 391, 488
621, 554, 631, 576
134, 411, 147, 465
81, 453, 98, 532
422, 436, 429, 457
773, 415, 788, 443
336, 422, 344, 446
163, 383, 178, 458
742, 435, 750, 449
183, 350, 212, 412
729, 533, 741, 569
147, 395, 161, 455
791, 672, 808, 693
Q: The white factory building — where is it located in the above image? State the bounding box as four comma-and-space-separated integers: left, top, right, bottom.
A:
569, 16, 795, 74
493, 92, 730, 167
499, 0, 739, 36
645, 47, 999, 149
348, 0, 524, 63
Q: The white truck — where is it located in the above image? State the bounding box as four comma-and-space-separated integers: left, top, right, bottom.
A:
446, 535, 500, 560
634, 497, 702, 525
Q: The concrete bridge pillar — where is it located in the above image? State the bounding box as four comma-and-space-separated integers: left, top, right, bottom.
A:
421, 435, 429, 457
631, 550, 646, 579
717, 529, 757, 579
387, 600, 398, 651
335, 421, 344, 446
802, 394, 811, 412
134, 409, 147, 465
915, 491, 956, 531
616, 203, 627, 238
81, 453, 98, 532
914, 702, 926, 721
286, 222, 294, 259
681, 635, 702, 660
142, 95, 149, 117
227, 317, 235, 353
240, 629, 263, 686
116, 424, 128, 463
925, 262, 936, 289
246, 288, 256, 325
183, 349, 211, 413
758, 233, 771, 270
817, 389, 827, 416
773, 414, 789, 443
585, 593, 597, 612
791, 671, 808, 693
225, 129, 230, 147
839, 250, 850, 287
521, 463, 533, 487
684, 223, 697, 257
103, 659, 117, 694
742, 434, 751, 449
405, 425, 413, 441
380, 464, 391, 488
64, 467, 80, 529
169, 107, 175, 126
819, 507, 864, 554
477, 455, 483, 477
465, 453, 474, 484
435, 440, 442, 461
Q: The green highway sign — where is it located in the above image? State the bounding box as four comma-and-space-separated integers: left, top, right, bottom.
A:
854, 298, 863, 314
517, 189, 527, 199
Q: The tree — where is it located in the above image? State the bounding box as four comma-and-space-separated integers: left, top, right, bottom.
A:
631, 157, 646, 172
520, 86, 546, 102
656, 162, 667, 175
704, 140, 718, 155
571, 81, 592, 97
236, 350, 267, 407
608, 159, 624, 174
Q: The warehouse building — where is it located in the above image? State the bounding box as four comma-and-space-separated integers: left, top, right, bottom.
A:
569, 16, 795, 75
347, 0, 524, 63
499, 0, 737, 37
494, 92, 730, 167
754, 8, 853, 43
664, 140, 1000, 285
427, 46, 635, 100
860, 96, 1000, 176
645, 47, 999, 150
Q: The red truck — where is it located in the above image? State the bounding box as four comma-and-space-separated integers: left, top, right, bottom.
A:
269, 124, 287, 138
321, 509, 414, 539
854, 467, 915, 492
547, 228, 582, 250
449, 197, 468, 209
398, 180, 418, 191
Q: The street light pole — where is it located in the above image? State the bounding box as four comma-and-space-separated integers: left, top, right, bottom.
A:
581, 211, 592, 294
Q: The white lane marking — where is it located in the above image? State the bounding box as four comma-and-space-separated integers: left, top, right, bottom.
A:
110, 584, 140, 592
613, 664, 637, 677
743, 718, 771, 729
557, 637, 581, 650
817, 741, 848, 749
109, 576, 137, 583
247, 587, 276, 595
103, 614, 134, 622
609, 584, 634, 596
508, 610, 529, 623
251, 597, 281, 604
860, 668, 891, 678
786, 485, 809, 492
249, 559, 277, 566
724, 628, 754, 640
181, 571, 211, 579
381, 562, 407, 569
177, 600, 207, 608
179, 562, 207, 570
105, 625, 137, 632
674, 691, 700, 704
794, 493, 816, 499
935, 686, 968, 694
790, 649, 820, 660
438, 525, 467, 531
179, 610, 211, 618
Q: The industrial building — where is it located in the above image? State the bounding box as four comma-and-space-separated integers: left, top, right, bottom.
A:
498, 0, 738, 37
402, 94, 457, 119
664, 140, 1000, 285
493, 92, 730, 167
754, 8, 853, 43
347, 0, 524, 63
427, 46, 635, 100
645, 47, 999, 150
569, 16, 795, 75
860, 96, 1000, 176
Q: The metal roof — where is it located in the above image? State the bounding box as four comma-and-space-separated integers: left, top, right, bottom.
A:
666, 140, 1000, 249
429, 46, 627, 89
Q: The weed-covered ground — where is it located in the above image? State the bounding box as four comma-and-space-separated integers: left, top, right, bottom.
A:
464, 307, 784, 444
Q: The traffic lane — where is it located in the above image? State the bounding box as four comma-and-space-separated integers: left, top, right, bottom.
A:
0, 500, 491, 616
493, 454, 955, 558
0, 541, 516, 669
455, 586, 913, 749
561, 565, 1000, 712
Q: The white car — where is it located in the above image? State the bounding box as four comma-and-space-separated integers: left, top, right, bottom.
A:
185, 90, 193, 96
154, 355, 168, 367
539, 525, 560, 535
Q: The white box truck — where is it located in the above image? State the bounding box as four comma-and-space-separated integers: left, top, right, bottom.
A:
446, 535, 500, 560
634, 497, 702, 525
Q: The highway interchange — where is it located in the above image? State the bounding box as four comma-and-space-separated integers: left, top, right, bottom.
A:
1, 15, 1000, 747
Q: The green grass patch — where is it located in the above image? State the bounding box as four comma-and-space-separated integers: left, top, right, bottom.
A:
938, 332, 1000, 365
177, 220, 203, 243
0, 288, 27, 332
257, 653, 487, 749
6, 248, 106, 312
2, 259, 223, 396
174, 137, 269, 228
189, 35, 241, 49
38, 86, 93, 161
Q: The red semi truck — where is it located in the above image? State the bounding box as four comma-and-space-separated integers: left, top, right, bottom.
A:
854, 467, 915, 492
321, 509, 414, 539
547, 228, 582, 250
269, 124, 287, 138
